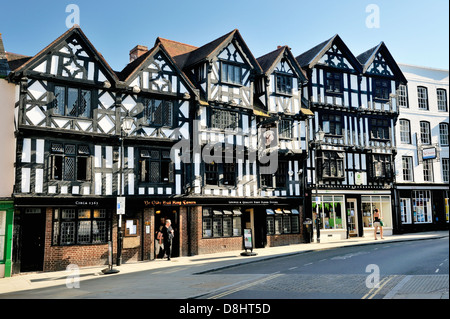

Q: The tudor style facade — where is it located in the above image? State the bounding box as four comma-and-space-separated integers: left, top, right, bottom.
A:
297, 35, 407, 242
8, 26, 197, 272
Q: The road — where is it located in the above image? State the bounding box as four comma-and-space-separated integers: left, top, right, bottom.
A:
199, 237, 449, 299
0, 237, 447, 300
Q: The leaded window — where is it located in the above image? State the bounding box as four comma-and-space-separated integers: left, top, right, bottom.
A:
320, 151, 344, 179
54, 86, 92, 118
143, 99, 173, 127
278, 119, 293, 139
52, 208, 110, 246
371, 154, 392, 180
50, 143, 91, 181
210, 108, 238, 130
139, 149, 173, 183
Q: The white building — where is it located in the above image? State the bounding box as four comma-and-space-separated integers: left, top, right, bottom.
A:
395, 63, 449, 231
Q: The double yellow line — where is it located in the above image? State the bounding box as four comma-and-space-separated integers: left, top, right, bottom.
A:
362, 275, 396, 299
208, 273, 283, 299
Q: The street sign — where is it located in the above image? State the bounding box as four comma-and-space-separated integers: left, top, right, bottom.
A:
243, 229, 253, 250
117, 197, 125, 215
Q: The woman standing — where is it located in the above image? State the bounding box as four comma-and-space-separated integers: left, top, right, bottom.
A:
373, 208, 384, 240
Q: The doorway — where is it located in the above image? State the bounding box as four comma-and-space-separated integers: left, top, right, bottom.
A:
347, 199, 358, 237
20, 208, 45, 272
155, 208, 180, 258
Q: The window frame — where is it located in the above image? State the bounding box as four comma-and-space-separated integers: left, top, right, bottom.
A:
52, 208, 111, 246
202, 208, 242, 238
402, 156, 414, 182
370, 154, 392, 181
50, 143, 91, 182
439, 123, 449, 146
437, 89, 448, 112
398, 84, 409, 108
320, 151, 345, 180
399, 119, 411, 144
423, 159, 434, 182
275, 73, 293, 95
221, 61, 243, 86
417, 86, 429, 110
325, 71, 343, 95
370, 118, 390, 141
373, 78, 391, 101
139, 149, 173, 184
142, 98, 174, 128
53, 85, 92, 118
322, 113, 343, 136
210, 108, 239, 131
278, 119, 293, 139
442, 158, 449, 183
420, 121, 431, 145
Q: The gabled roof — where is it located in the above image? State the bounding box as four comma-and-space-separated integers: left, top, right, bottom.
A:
9, 25, 119, 83
116, 42, 198, 96
257, 45, 307, 81
295, 34, 362, 72
357, 42, 407, 84
158, 29, 262, 74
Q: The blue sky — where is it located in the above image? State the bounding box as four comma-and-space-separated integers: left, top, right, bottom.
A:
0, 0, 448, 71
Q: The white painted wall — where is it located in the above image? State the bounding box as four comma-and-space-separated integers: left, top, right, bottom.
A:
0, 79, 16, 198
395, 64, 449, 184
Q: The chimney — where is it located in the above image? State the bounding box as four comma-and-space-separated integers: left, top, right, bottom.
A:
277, 45, 283, 50
0, 33, 10, 78
129, 45, 148, 62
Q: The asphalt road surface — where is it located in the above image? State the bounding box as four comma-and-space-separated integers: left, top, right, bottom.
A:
199, 237, 449, 299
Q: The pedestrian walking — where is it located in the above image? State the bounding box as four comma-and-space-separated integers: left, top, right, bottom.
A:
373, 208, 384, 240
163, 219, 174, 260
155, 224, 165, 259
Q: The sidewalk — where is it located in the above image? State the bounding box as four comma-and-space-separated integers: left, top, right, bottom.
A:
0, 230, 448, 297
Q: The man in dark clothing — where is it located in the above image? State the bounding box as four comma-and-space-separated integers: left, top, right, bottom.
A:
163, 219, 174, 260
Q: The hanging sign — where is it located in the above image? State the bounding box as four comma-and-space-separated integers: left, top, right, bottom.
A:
422, 147, 437, 160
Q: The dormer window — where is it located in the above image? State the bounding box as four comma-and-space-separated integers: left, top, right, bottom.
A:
276, 74, 293, 95
325, 72, 343, 94
221, 62, 242, 85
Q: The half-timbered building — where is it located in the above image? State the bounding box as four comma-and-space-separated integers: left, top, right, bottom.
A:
297, 35, 407, 242
8, 26, 197, 272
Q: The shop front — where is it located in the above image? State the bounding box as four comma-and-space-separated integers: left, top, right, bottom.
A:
397, 186, 449, 232
310, 190, 394, 242
187, 198, 304, 256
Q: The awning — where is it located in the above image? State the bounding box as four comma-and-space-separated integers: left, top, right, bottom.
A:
233, 209, 242, 216
213, 210, 223, 215
223, 210, 233, 215
291, 209, 299, 215
283, 209, 291, 214
275, 209, 284, 214
266, 209, 275, 215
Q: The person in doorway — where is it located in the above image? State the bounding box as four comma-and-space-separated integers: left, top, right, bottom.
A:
373, 208, 384, 240
163, 219, 174, 260
155, 223, 165, 259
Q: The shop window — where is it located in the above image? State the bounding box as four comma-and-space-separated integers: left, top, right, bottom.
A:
202, 208, 242, 238
50, 143, 91, 181
139, 149, 173, 184
400, 198, 412, 224
266, 209, 300, 235
52, 208, 110, 245
361, 196, 391, 228
312, 196, 344, 230
412, 191, 432, 223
